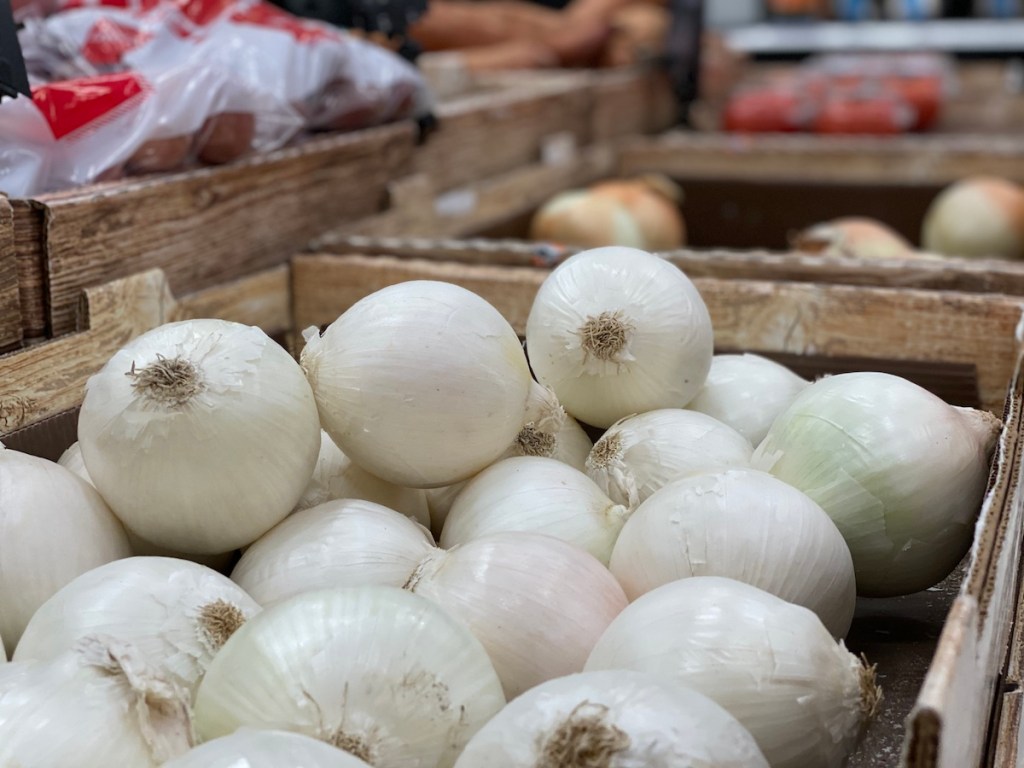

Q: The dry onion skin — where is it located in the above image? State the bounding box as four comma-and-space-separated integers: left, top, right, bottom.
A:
301, 280, 532, 488
0, 637, 193, 766
590, 176, 687, 251
0, 446, 132, 651
686, 354, 809, 446
610, 469, 856, 638
526, 246, 713, 428
231, 500, 436, 606
79, 319, 321, 554
585, 577, 879, 768
586, 409, 753, 509
453, 670, 768, 768
922, 175, 1024, 260
440, 456, 630, 565
793, 217, 917, 260
296, 430, 431, 527
163, 729, 372, 768
194, 586, 506, 768
14, 557, 260, 699
753, 372, 1000, 597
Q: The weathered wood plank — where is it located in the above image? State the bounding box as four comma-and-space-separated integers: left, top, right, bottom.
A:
992, 691, 1022, 768
0, 198, 23, 352
414, 81, 592, 192
0, 266, 291, 436
320, 145, 615, 241
293, 254, 1022, 414
37, 123, 416, 338
617, 132, 1024, 185
10, 199, 45, 340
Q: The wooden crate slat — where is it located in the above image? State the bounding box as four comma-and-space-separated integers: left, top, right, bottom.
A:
293, 254, 1021, 415
414, 82, 592, 193
10, 199, 46, 340
35, 124, 415, 339
617, 132, 1024, 185
0, 198, 23, 352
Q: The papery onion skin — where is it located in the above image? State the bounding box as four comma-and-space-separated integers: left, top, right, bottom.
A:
0, 448, 132, 652
425, 383, 592, 537
610, 469, 856, 638
79, 319, 321, 554
793, 217, 916, 260
686, 354, 809, 445
231, 500, 436, 606
57, 441, 92, 484
753, 372, 1000, 597
296, 430, 431, 528
922, 176, 1024, 260
587, 409, 753, 509
454, 670, 768, 768
0, 636, 193, 766
585, 577, 876, 768
194, 586, 506, 768
526, 246, 714, 428
591, 176, 687, 251
440, 456, 630, 565
409, 532, 629, 698
14, 556, 260, 698
301, 281, 532, 489
163, 729, 372, 768
529, 190, 647, 250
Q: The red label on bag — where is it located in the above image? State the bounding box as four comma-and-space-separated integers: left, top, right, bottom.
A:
174, 0, 234, 25
230, 2, 340, 43
82, 19, 153, 65
61, 0, 162, 11
32, 73, 148, 139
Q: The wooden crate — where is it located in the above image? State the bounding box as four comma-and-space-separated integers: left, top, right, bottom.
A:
2, 71, 613, 347
4, 124, 417, 343
0, 198, 23, 354
2, 253, 1022, 766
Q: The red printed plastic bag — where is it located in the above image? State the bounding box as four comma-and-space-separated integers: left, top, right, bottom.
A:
0, 63, 303, 196
20, 0, 431, 131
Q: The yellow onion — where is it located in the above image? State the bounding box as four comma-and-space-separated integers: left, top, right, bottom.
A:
793, 217, 917, 260
922, 176, 1024, 260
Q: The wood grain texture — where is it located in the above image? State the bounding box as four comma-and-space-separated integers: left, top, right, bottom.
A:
10, 199, 46, 340
37, 123, 416, 338
414, 81, 592, 192
991, 691, 1021, 768
293, 254, 1021, 414
0, 266, 291, 436
589, 68, 677, 142
320, 146, 615, 241
0, 198, 23, 352
617, 131, 1024, 184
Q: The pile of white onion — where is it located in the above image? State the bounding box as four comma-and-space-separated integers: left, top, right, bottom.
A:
0, 243, 1002, 768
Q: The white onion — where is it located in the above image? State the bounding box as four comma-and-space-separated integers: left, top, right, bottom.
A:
526, 246, 713, 428
0, 446, 132, 651
424, 382, 591, 536
409, 532, 628, 698
79, 319, 321, 554
609, 469, 856, 638
15, 557, 260, 698
440, 456, 629, 564
586, 409, 752, 508
686, 354, 810, 445
585, 577, 878, 768
56, 442, 236, 570
0, 637, 193, 766
57, 441, 92, 483
301, 280, 532, 488
753, 372, 1000, 596
194, 586, 506, 768
922, 175, 1024, 260
231, 500, 435, 606
163, 729, 371, 767
297, 430, 430, 527
454, 670, 768, 767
